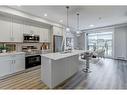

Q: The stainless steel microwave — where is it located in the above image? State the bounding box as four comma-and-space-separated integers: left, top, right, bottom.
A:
23, 34, 40, 43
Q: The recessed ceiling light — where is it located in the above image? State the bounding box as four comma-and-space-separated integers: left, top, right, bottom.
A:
44, 13, 47, 17
90, 24, 94, 27
59, 20, 63, 22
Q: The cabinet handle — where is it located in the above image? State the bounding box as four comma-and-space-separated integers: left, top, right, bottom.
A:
13, 60, 14, 64
12, 60, 15, 64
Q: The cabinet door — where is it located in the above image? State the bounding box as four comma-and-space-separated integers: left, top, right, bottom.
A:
43, 29, 50, 42
0, 59, 11, 77
44, 30, 48, 42
12, 20, 23, 42
40, 28, 44, 42
53, 26, 63, 36
69, 55, 79, 76
13, 54, 25, 73
30, 26, 36, 35
23, 22, 31, 34
0, 16, 11, 42
40, 28, 49, 42
37, 27, 43, 42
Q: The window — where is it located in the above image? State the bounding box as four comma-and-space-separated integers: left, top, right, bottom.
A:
87, 31, 113, 57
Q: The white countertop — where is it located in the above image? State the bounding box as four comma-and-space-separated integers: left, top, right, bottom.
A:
0, 52, 25, 57
41, 50, 85, 60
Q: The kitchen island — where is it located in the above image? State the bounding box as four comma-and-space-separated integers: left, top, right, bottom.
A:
41, 50, 85, 88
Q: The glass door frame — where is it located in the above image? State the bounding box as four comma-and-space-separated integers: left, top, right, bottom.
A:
86, 31, 113, 58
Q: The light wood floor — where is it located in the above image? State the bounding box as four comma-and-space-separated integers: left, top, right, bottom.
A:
0, 58, 127, 89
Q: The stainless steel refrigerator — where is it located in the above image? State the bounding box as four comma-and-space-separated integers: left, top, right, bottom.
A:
53, 35, 64, 52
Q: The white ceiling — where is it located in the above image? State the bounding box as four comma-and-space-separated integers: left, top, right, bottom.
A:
8, 6, 127, 30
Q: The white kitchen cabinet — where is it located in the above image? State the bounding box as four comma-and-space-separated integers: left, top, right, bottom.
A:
0, 59, 11, 77
23, 23, 41, 35
23, 22, 31, 34
39, 28, 43, 42
41, 51, 81, 88
64, 55, 79, 78
0, 14, 51, 42
0, 17, 11, 42
30, 26, 40, 35
12, 20, 23, 42
40, 28, 50, 42
13, 54, 25, 73
0, 16, 24, 42
35, 27, 40, 35
44, 30, 50, 42
53, 26, 63, 36
0, 53, 25, 78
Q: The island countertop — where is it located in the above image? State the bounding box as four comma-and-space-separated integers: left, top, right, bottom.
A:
41, 50, 85, 60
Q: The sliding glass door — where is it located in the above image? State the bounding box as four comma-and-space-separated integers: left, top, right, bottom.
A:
87, 32, 113, 57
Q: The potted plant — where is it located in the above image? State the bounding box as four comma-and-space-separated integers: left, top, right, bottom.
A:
0, 45, 8, 53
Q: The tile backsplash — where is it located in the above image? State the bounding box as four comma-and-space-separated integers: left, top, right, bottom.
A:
0, 42, 51, 53
0, 43, 16, 52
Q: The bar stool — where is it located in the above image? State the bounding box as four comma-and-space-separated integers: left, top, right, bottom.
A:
80, 52, 93, 73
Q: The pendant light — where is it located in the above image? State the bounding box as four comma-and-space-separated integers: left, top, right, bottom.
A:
66, 6, 70, 32
76, 13, 81, 36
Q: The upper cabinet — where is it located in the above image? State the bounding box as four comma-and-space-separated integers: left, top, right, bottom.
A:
53, 26, 63, 36
0, 15, 51, 43
40, 28, 50, 42
12, 19, 24, 42
23, 22, 31, 34
30, 26, 40, 35
0, 16, 11, 42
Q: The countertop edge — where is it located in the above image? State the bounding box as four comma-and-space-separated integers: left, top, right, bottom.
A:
0, 52, 26, 57
41, 50, 85, 60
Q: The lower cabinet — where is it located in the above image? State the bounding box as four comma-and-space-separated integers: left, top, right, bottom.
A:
0, 59, 12, 77
13, 54, 25, 73
0, 53, 25, 77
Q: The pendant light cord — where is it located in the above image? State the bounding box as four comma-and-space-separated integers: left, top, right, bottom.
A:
77, 13, 79, 31
66, 6, 69, 27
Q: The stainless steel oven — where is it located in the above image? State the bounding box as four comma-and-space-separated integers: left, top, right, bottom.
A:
25, 55, 41, 69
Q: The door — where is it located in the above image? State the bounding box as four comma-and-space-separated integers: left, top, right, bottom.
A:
53, 26, 63, 36
13, 54, 25, 73
44, 30, 49, 42
23, 22, 31, 34
40, 28, 49, 42
0, 16, 11, 42
12, 19, 23, 42
0, 59, 11, 77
